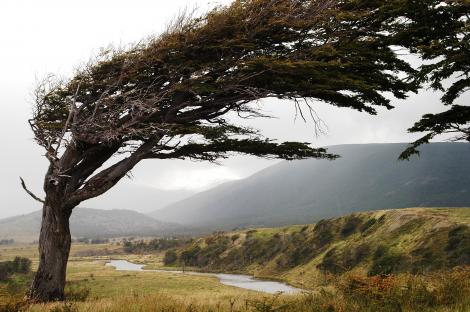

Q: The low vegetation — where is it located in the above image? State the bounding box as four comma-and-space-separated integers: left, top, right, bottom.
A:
165, 208, 470, 284
1, 208, 469, 311
4, 267, 469, 312
0, 240, 14, 246
0, 257, 31, 281
121, 237, 191, 254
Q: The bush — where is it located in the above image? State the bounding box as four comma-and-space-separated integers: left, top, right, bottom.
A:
121, 237, 188, 254
369, 245, 406, 276
163, 250, 178, 265
446, 225, 470, 266
360, 218, 377, 234
0, 239, 14, 246
0, 257, 31, 281
314, 220, 335, 246
341, 216, 362, 237
230, 234, 240, 242
318, 248, 344, 274
180, 245, 202, 266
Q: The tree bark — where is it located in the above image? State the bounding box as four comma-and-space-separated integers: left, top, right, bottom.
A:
27, 197, 72, 302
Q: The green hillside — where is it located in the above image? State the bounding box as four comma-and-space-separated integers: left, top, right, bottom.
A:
164, 208, 470, 289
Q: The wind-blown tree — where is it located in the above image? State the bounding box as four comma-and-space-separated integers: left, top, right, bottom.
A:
24, 0, 419, 302
398, 0, 470, 159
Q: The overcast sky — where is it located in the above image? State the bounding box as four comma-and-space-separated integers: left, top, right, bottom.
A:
1, 0, 467, 219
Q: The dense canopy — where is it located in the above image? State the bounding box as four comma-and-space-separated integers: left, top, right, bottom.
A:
30, 0, 419, 208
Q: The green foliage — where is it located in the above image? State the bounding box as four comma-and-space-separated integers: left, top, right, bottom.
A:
159, 209, 470, 279
369, 245, 406, 276
318, 248, 344, 274
318, 243, 370, 274
180, 245, 203, 267
446, 225, 470, 266
230, 234, 240, 243
30, 0, 429, 180
163, 250, 178, 265
0, 257, 32, 281
396, 0, 470, 158
341, 216, 362, 237
122, 238, 188, 254
359, 218, 377, 234
313, 220, 335, 246
74, 237, 109, 244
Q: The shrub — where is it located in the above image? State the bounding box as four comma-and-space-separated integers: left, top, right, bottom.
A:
343, 243, 370, 269
318, 248, 344, 274
246, 230, 257, 237
314, 220, 335, 247
121, 237, 187, 254
360, 218, 377, 234
341, 216, 362, 237
180, 245, 202, 266
230, 234, 240, 242
0, 239, 14, 246
163, 250, 178, 265
446, 225, 470, 266
0, 257, 31, 281
369, 245, 406, 276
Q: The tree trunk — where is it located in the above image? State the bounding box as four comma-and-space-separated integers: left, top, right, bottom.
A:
28, 197, 72, 302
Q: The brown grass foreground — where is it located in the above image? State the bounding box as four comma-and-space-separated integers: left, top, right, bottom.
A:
1, 267, 468, 312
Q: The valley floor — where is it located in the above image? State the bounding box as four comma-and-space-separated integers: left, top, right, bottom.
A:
1, 208, 470, 312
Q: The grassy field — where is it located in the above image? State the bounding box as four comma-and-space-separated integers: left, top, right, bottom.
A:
0, 243, 284, 312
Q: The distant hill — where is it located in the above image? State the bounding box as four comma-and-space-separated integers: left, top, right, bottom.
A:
150, 143, 470, 229
83, 182, 195, 214
165, 207, 470, 288
0, 208, 182, 242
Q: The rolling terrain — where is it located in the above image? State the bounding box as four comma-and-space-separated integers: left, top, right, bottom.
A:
150, 143, 470, 229
165, 208, 470, 289
1, 208, 469, 312
0, 208, 181, 242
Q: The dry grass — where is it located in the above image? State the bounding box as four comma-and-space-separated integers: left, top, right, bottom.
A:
22, 267, 470, 312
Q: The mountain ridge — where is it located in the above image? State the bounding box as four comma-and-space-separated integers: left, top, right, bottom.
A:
149, 142, 470, 229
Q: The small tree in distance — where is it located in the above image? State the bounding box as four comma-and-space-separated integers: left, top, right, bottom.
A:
24, 0, 422, 302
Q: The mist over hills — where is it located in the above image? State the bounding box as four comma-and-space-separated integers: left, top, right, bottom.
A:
150, 143, 470, 229
0, 208, 181, 242
83, 182, 195, 213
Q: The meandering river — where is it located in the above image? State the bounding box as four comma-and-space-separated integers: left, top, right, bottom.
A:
105, 259, 301, 294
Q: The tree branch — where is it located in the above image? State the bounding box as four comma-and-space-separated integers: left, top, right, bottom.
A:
67, 136, 163, 205
19, 177, 45, 204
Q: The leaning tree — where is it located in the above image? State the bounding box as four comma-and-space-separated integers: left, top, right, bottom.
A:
23, 0, 421, 302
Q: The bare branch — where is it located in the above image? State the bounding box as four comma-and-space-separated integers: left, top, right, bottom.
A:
19, 177, 45, 204
55, 83, 80, 157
